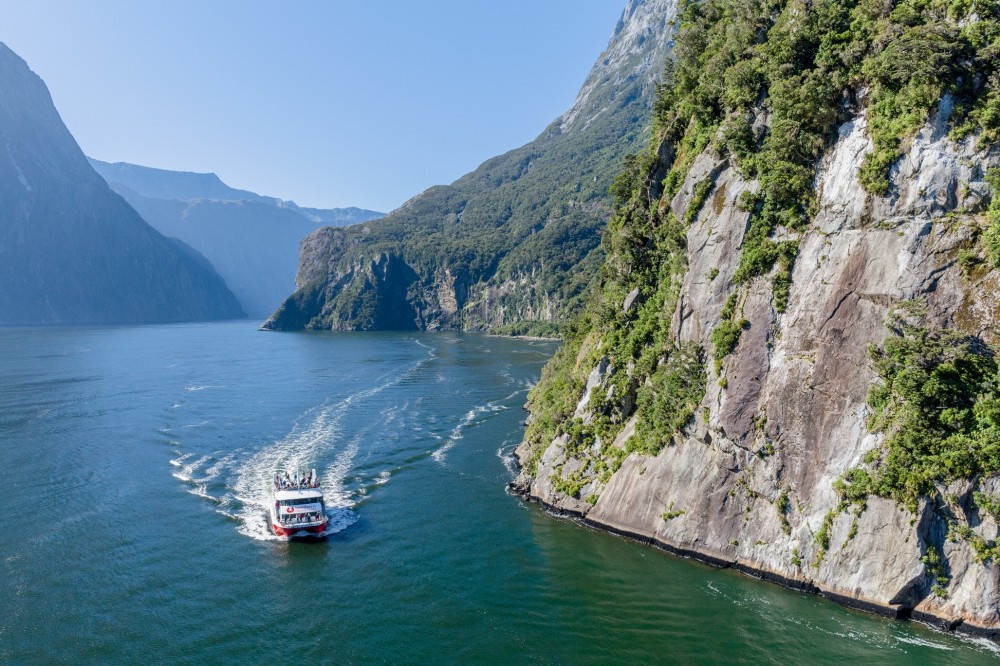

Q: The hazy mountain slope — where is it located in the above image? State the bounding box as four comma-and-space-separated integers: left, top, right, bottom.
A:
514, 0, 1000, 637
88, 158, 383, 226
264, 0, 677, 334
0, 43, 244, 325
90, 160, 383, 318
113, 185, 326, 318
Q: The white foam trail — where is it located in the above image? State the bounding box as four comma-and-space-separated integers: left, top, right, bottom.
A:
230, 401, 347, 541
169, 452, 194, 467
893, 635, 954, 651
958, 636, 1000, 655
432, 408, 476, 463
172, 454, 210, 482
375, 471, 391, 485
496, 443, 518, 477
433, 393, 518, 464
410, 337, 444, 362
229, 355, 428, 542
187, 484, 219, 502
178, 337, 436, 542
193, 454, 232, 484
184, 385, 222, 392
321, 435, 361, 507
312, 508, 357, 538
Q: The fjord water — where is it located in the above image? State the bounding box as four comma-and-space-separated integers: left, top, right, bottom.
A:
0, 322, 994, 664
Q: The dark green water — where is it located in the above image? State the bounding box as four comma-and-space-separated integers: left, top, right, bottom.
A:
0, 321, 996, 664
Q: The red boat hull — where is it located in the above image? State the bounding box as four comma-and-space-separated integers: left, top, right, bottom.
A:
272, 520, 328, 538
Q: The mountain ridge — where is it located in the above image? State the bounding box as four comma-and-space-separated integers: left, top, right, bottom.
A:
88, 157, 383, 226
89, 158, 383, 317
263, 0, 678, 334
0, 43, 244, 325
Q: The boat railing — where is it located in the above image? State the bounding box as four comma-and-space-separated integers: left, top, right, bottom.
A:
273, 480, 321, 491
272, 471, 322, 492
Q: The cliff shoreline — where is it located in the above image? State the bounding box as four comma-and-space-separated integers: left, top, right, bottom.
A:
507, 473, 996, 642
515, 73, 1000, 637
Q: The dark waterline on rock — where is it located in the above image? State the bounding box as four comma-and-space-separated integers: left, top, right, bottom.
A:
0, 321, 995, 663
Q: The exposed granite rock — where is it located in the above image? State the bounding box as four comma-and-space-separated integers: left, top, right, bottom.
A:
514, 104, 1000, 637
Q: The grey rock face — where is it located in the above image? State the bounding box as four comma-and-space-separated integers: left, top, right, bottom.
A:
0, 44, 244, 325
516, 106, 1000, 634
558, 0, 677, 133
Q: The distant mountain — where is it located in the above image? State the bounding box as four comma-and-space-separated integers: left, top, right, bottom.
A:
0, 43, 244, 325
89, 159, 383, 318
88, 159, 382, 226
263, 0, 676, 334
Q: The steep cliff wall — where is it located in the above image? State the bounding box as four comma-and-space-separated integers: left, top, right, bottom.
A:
263, 0, 678, 334
514, 0, 1000, 637
0, 44, 244, 325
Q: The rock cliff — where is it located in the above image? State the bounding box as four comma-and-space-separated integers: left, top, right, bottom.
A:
263, 0, 677, 334
514, 0, 1000, 638
0, 44, 244, 325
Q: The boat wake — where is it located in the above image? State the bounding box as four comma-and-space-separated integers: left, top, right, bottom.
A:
228, 393, 378, 541
171, 454, 211, 482
431, 387, 526, 465
185, 384, 222, 392
169, 341, 437, 542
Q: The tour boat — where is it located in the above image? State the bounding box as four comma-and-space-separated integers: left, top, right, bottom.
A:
270, 469, 328, 538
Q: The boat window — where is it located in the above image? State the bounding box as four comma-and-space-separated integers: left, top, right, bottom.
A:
278, 497, 322, 506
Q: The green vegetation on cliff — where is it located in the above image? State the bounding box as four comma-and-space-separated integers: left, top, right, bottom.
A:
836, 304, 1000, 511
523, 0, 1000, 497
985, 168, 1000, 265
666, 0, 1000, 314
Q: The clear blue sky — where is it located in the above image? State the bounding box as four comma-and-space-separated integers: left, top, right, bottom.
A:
2, 1, 625, 213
